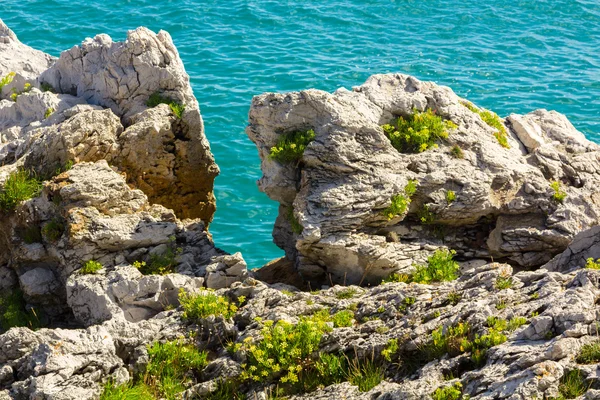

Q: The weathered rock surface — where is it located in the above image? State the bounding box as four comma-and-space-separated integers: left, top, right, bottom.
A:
0, 19, 218, 222
0, 161, 247, 322
248, 73, 600, 285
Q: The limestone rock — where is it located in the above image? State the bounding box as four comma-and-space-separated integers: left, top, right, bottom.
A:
0, 161, 247, 321
247, 73, 600, 285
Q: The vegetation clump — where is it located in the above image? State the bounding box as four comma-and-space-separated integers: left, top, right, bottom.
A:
134, 237, 181, 275
382, 109, 457, 153
495, 273, 514, 290
461, 101, 509, 148
431, 382, 463, 400
555, 369, 588, 399
446, 190, 456, 204
179, 289, 238, 322
100, 381, 154, 400
450, 144, 464, 159
382, 272, 411, 284
424, 319, 508, 368
146, 92, 185, 119
44, 107, 55, 119
80, 260, 103, 274
585, 258, 600, 270
0, 289, 40, 331
332, 310, 354, 328
0, 169, 42, 212
145, 339, 208, 399
382, 179, 418, 220
412, 249, 460, 284
345, 356, 384, 392
335, 287, 358, 299
269, 129, 316, 164
417, 204, 435, 224
238, 314, 333, 385
287, 207, 303, 234
550, 181, 567, 203
381, 338, 399, 362
576, 340, 600, 364
0, 72, 15, 93
42, 219, 65, 242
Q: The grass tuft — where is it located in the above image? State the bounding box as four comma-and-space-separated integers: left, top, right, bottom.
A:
179, 288, 238, 321
450, 144, 464, 159
335, 288, 358, 299
0, 289, 40, 331
382, 272, 411, 284
461, 101, 509, 148
145, 339, 208, 399
382, 109, 456, 153
412, 249, 460, 284
556, 369, 588, 399
146, 92, 185, 119
269, 129, 316, 164
332, 310, 354, 328
0, 170, 42, 212
100, 381, 154, 400
42, 219, 65, 242
576, 340, 600, 364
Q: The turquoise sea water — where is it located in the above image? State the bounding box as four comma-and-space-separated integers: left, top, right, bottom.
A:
3, 1, 600, 269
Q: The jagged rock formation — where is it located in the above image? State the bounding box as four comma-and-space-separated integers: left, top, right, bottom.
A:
248, 74, 600, 285
0, 19, 218, 221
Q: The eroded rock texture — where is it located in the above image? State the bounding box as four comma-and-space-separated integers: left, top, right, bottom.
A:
248, 73, 600, 285
0, 19, 218, 221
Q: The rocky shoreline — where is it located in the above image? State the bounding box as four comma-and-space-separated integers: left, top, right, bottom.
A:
1, 20, 600, 400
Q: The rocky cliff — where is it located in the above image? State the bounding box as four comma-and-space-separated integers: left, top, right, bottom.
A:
2, 20, 600, 400
248, 74, 600, 286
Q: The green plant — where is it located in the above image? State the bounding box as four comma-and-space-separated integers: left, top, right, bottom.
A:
146, 339, 208, 399
550, 181, 567, 203
461, 101, 509, 148
204, 379, 243, 400
585, 258, 600, 270
486, 316, 508, 332
412, 249, 460, 284
496, 300, 507, 310
239, 313, 332, 385
495, 274, 513, 290
179, 289, 238, 321
0, 169, 42, 212
376, 326, 390, 334
100, 381, 154, 400
0, 72, 15, 93
10, 82, 32, 101
576, 340, 600, 364
146, 92, 185, 119
381, 338, 399, 362
21, 226, 42, 244
450, 144, 464, 159
0, 289, 40, 331
42, 219, 65, 242
556, 369, 588, 399
530, 292, 539, 300
332, 310, 354, 328
382, 272, 411, 284
447, 291, 461, 306
417, 204, 435, 224
136, 237, 181, 275
335, 288, 358, 299
382, 109, 457, 153
382, 179, 418, 220
507, 316, 527, 332
269, 129, 316, 164
40, 82, 55, 93
80, 260, 103, 274
446, 190, 456, 204
346, 355, 385, 392
287, 207, 303, 234
44, 108, 55, 119
281, 290, 294, 297
432, 382, 463, 400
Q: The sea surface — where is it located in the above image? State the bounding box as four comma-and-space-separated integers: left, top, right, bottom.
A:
3, 1, 600, 269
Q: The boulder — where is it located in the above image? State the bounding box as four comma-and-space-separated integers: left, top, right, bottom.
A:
247, 73, 600, 285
